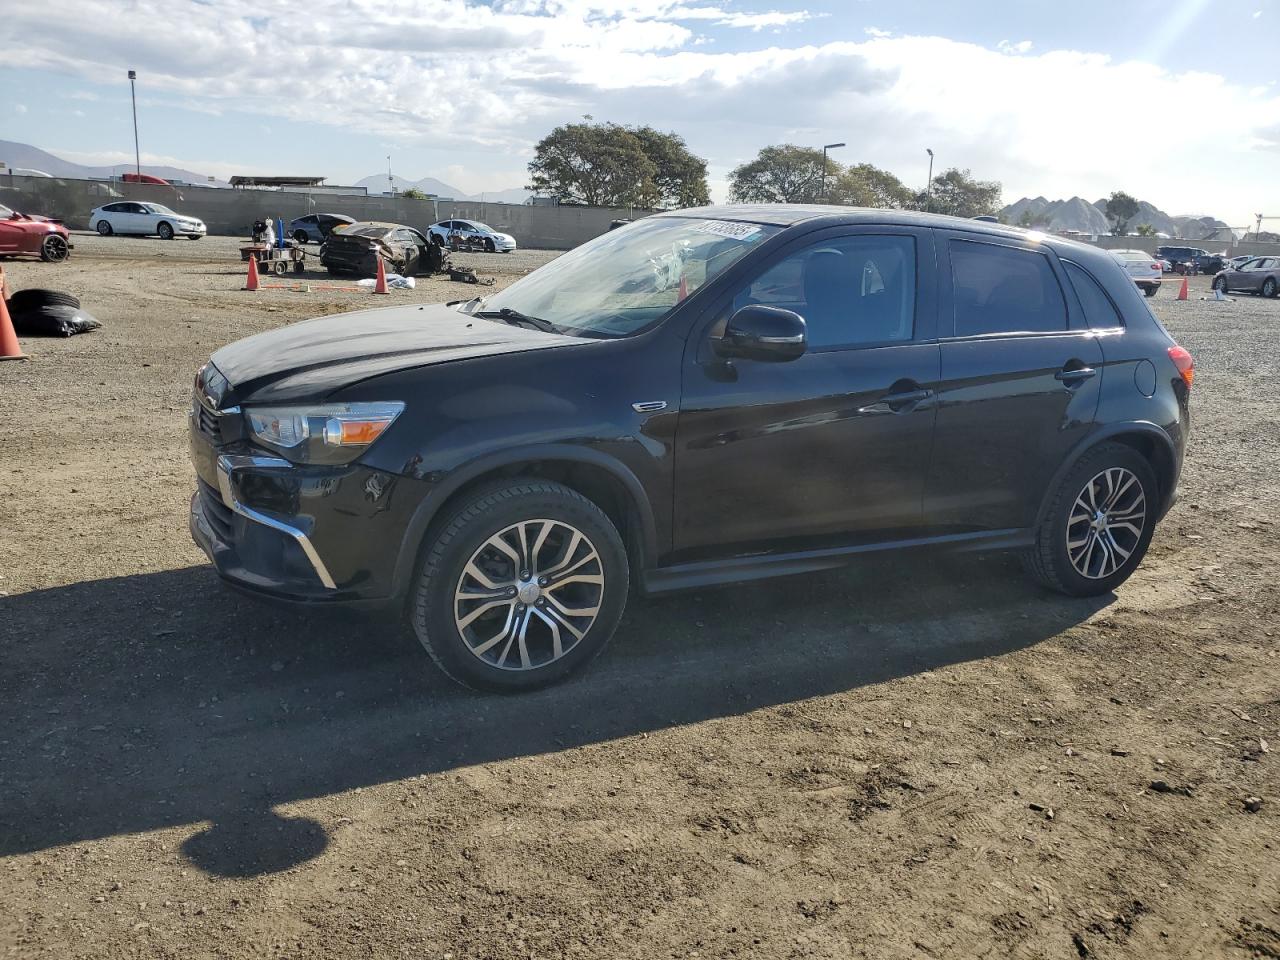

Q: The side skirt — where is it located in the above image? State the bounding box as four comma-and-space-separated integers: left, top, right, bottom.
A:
640, 528, 1033, 595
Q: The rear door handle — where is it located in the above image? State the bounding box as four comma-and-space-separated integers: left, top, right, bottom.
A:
1055, 366, 1096, 385
858, 387, 935, 415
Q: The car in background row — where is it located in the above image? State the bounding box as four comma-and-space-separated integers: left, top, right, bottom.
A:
189, 206, 1193, 691
90, 201, 206, 240
1108, 249, 1162, 297
289, 213, 355, 244
1213, 257, 1280, 297
1155, 245, 1225, 274
427, 219, 517, 253
319, 221, 445, 277
0, 202, 73, 262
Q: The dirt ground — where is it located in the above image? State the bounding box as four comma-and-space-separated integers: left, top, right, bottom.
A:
1, 237, 1277, 960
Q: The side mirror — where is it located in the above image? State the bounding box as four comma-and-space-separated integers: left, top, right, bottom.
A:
717, 305, 807, 362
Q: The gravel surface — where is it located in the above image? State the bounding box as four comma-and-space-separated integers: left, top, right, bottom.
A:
1, 249, 1277, 960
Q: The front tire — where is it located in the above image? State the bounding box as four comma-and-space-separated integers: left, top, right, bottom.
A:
157, 221, 174, 240
1264, 277, 1278, 299
40, 234, 70, 262
411, 480, 629, 692
1213, 275, 1228, 293
294, 230, 309, 244
96, 220, 113, 236
484, 238, 496, 253
1024, 443, 1157, 597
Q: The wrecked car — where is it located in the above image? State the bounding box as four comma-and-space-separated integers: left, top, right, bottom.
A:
319, 222, 446, 278
0, 203, 73, 262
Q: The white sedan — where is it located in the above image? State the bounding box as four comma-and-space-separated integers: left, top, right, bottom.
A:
426, 219, 516, 252
1109, 249, 1162, 297
89, 201, 206, 240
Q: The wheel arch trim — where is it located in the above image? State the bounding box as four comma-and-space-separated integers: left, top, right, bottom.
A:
1035, 421, 1179, 528
389, 444, 659, 600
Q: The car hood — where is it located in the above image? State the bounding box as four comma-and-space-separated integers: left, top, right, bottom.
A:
210, 302, 580, 404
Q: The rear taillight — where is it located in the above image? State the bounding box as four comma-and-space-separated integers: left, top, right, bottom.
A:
1150, 262, 1161, 270
1168, 345, 1194, 388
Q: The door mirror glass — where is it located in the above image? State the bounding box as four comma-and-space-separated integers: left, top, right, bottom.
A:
718, 305, 807, 362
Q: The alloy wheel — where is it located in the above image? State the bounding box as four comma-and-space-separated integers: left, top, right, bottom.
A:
453, 519, 605, 671
41, 234, 69, 262
1066, 467, 1147, 580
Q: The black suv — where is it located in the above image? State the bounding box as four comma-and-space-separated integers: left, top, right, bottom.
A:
190, 207, 1193, 691
1155, 245, 1224, 274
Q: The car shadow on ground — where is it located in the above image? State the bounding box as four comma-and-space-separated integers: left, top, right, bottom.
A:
0, 552, 1110, 878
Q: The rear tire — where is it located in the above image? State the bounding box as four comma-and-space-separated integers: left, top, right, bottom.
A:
1213, 275, 1228, 293
96, 221, 113, 236
411, 480, 629, 692
157, 222, 174, 240
1264, 277, 1278, 298
1024, 443, 1157, 597
1143, 284, 1158, 297
7, 288, 80, 312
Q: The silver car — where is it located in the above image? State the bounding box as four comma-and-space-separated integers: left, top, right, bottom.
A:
426, 219, 516, 253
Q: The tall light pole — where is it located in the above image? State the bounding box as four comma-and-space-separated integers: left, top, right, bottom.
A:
127, 70, 140, 177
821, 142, 845, 202
387, 155, 395, 198
925, 148, 934, 211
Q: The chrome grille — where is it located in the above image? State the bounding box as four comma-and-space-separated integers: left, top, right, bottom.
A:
196, 400, 221, 441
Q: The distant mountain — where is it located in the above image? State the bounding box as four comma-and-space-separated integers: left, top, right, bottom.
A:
353, 173, 530, 204
1001, 194, 1233, 239
0, 139, 219, 184
1002, 196, 1109, 234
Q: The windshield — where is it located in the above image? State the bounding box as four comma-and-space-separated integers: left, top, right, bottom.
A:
0, 204, 12, 217
470, 216, 779, 337
146, 204, 177, 215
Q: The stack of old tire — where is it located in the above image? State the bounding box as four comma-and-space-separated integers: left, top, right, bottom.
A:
4, 288, 101, 337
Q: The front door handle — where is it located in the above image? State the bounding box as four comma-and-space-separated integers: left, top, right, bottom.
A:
858, 387, 935, 415
1055, 366, 1097, 386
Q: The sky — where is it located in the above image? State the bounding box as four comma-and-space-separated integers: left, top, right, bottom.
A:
2, 0, 1278, 224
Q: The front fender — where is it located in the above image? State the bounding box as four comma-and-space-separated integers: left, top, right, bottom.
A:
387, 443, 660, 601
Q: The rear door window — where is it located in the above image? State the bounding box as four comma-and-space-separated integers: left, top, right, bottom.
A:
1063, 261, 1122, 329
949, 240, 1067, 336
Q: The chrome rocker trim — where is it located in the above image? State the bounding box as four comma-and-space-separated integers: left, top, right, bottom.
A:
215, 454, 337, 590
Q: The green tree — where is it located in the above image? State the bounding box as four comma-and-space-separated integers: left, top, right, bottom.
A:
912, 168, 1002, 218
728, 144, 831, 203
400, 186, 429, 200
829, 162, 913, 209
628, 126, 709, 208
1134, 223, 1156, 237
1105, 191, 1140, 236
1017, 208, 1052, 229
527, 121, 656, 207
526, 120, 708, 208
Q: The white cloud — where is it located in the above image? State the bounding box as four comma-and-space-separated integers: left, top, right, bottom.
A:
4, 1, 1278, 222
14, 104, 28, 114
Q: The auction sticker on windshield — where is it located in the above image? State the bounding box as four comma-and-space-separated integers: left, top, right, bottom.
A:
691, 220, 763, 242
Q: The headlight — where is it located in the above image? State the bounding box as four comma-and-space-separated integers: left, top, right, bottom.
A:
244, 401, 404, 464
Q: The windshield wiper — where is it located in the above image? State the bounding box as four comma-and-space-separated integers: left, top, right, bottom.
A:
474, 308, 562, 334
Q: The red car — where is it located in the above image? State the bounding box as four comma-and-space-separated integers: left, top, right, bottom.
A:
0, 203, 72, 262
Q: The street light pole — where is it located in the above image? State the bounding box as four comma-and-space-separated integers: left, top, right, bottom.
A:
387, 155, 395, 198
925, 148, 934, 211
127, 70, 140, 177
821, 142, 845, 202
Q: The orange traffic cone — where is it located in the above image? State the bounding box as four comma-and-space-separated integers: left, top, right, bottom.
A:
677, 274, 688, 302
244, 255, 260, 291
1176, 277, 1189, 301
373, 254, 389, 295
0, 284, 27, 361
